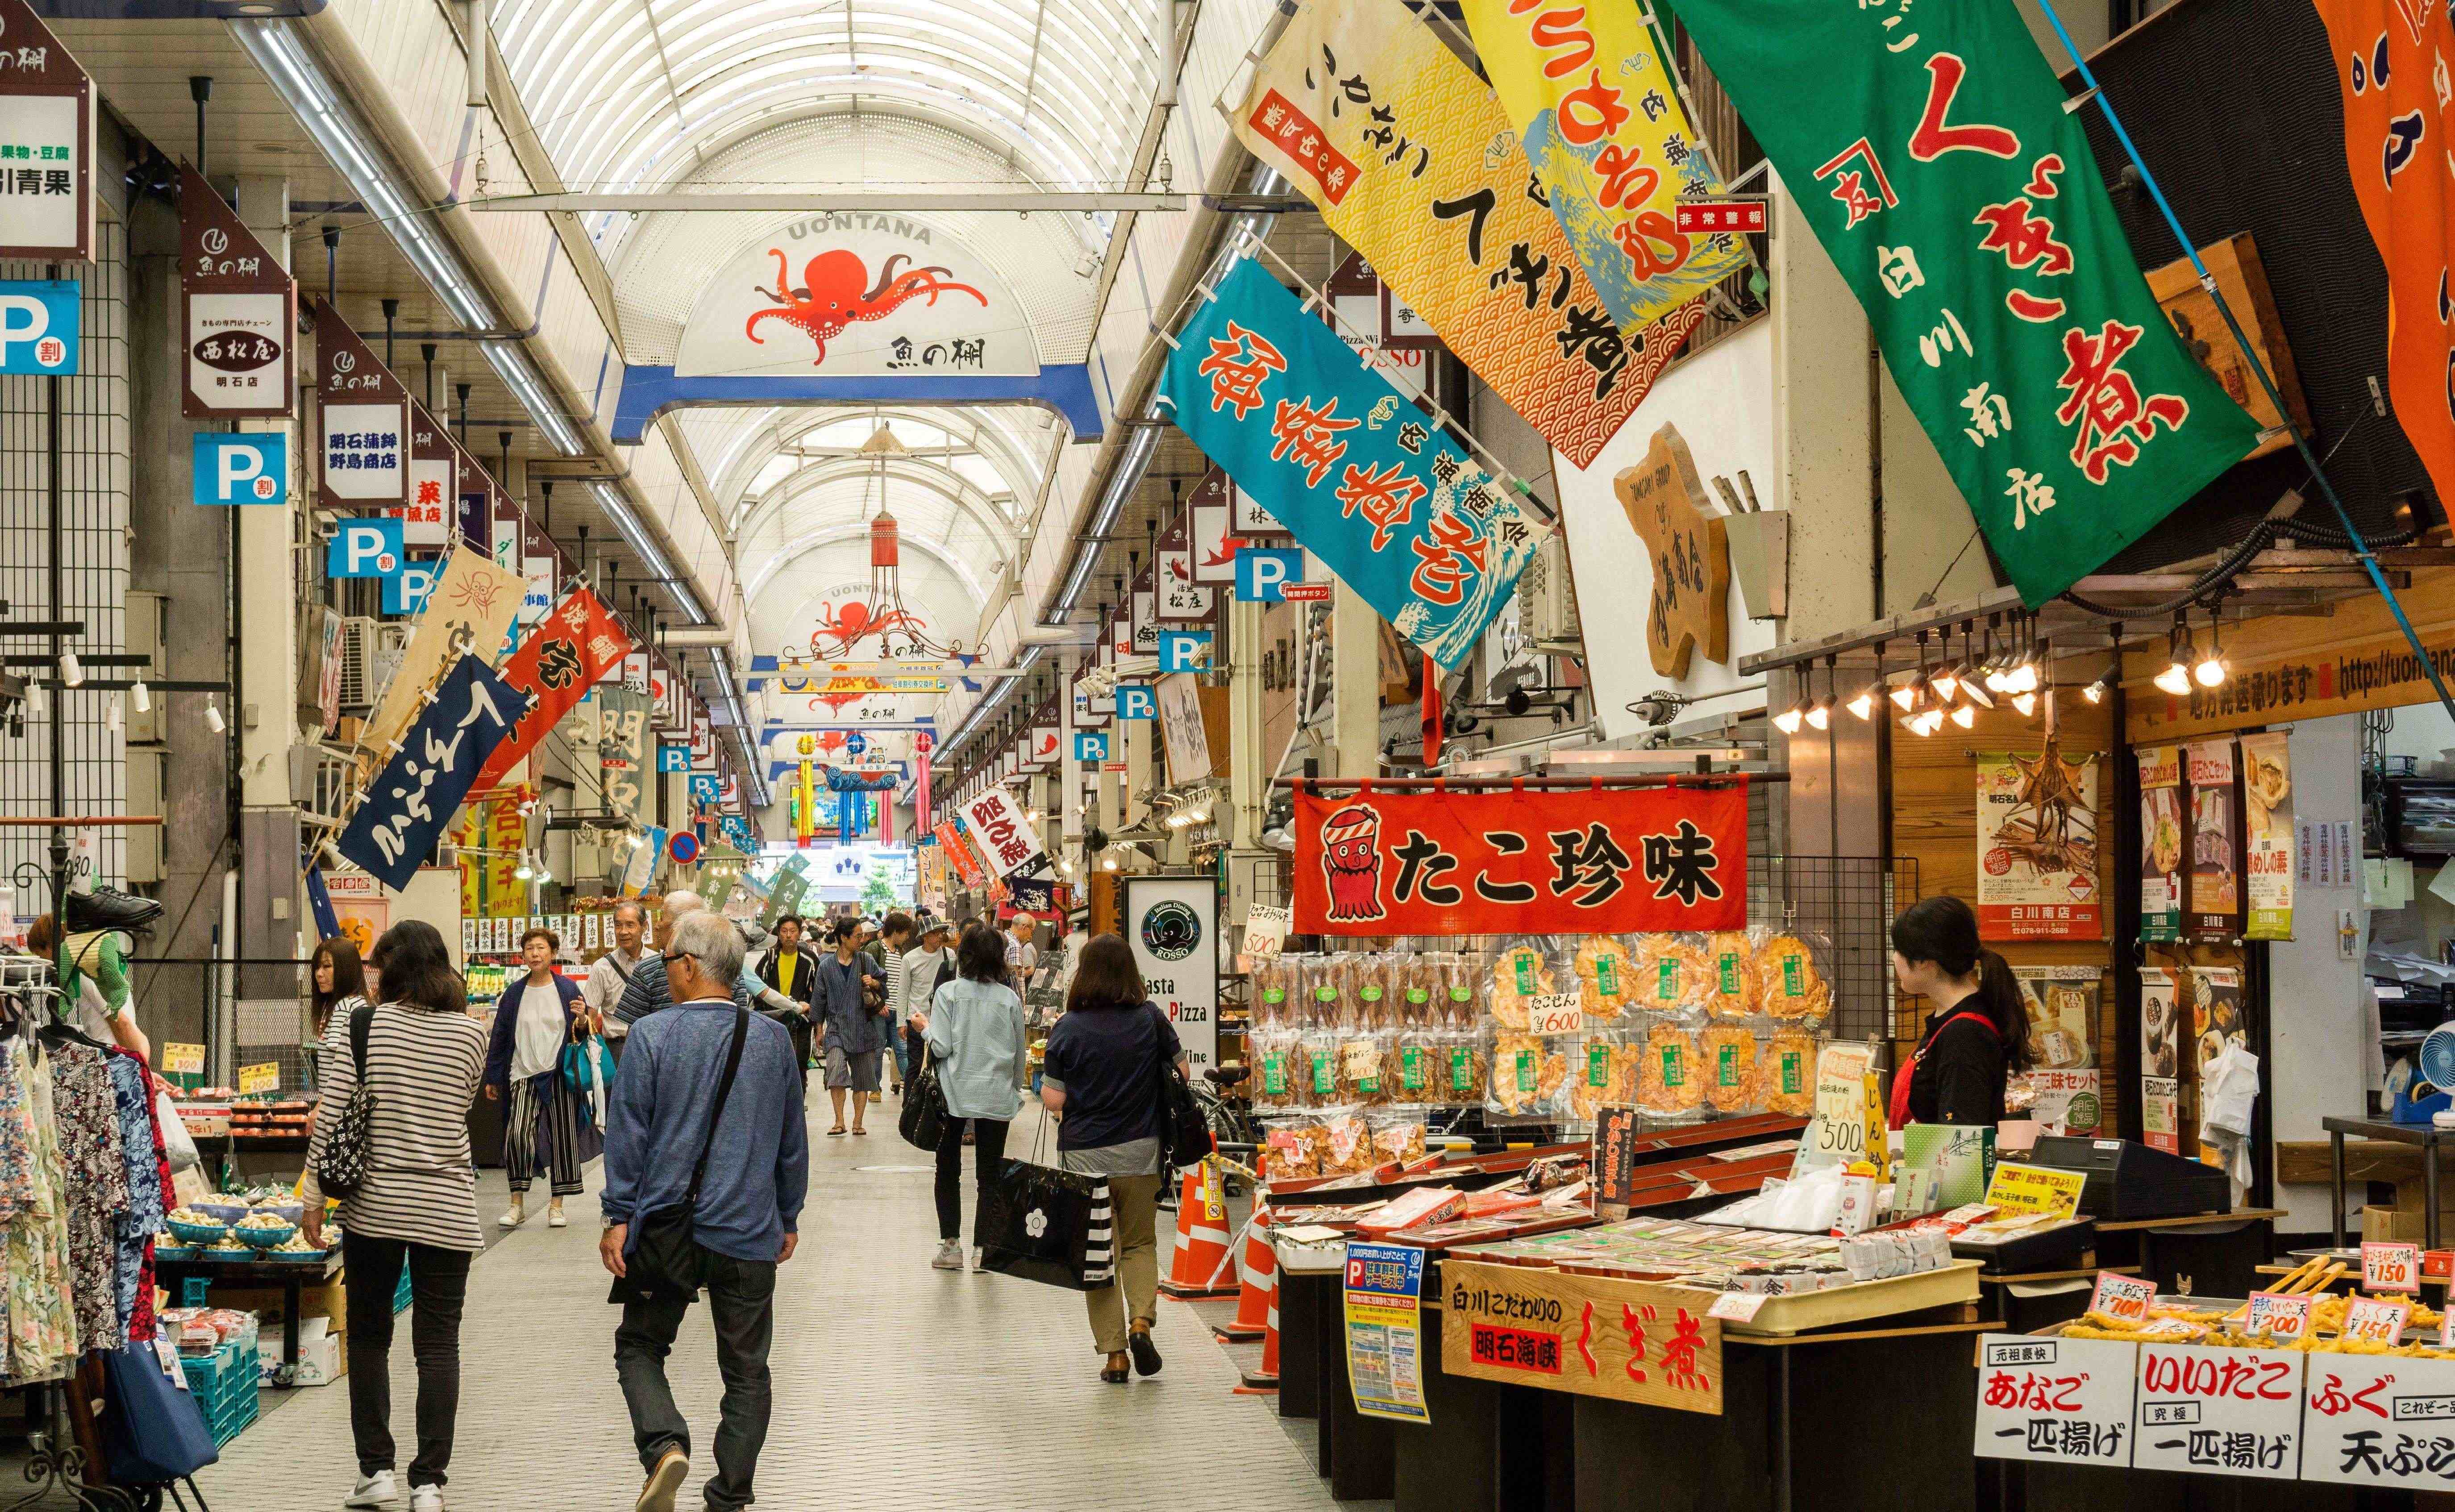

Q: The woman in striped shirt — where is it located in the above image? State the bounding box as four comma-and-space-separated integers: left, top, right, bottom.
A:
302, 920, 487, 1512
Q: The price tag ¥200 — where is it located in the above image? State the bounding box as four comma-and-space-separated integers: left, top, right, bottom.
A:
2363, 1241, 2422, 1293
1525, 993, 1585, 1035
2243, 1290, 2311, 1341
1708, 1290, 1769, 1322
2344, 1296, 2412, 1345
2089, 1270, 2156, 1324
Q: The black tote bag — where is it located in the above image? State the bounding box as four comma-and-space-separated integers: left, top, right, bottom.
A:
977, 1123, 1115, 1292
898, 1046, 948, 1151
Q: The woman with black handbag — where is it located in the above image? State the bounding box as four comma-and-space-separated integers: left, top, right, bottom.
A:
1038, 935, 1187, 1384
913, 924, 1029, 1273
300, 920, 487, 1512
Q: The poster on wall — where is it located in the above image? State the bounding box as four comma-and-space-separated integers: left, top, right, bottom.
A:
1123, 873, 1220, 1074
2140, 967, 2181, 1155
2189, 964, 2245, 1170
2139, 745, 2184, 942
2186, 739, 2243, 940
1975, 748, 2102, 942
2240, 731, 2294, 940
2013, 965, 2101, 1138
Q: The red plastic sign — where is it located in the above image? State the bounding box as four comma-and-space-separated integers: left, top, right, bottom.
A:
1673, 199, 1768, 235
1292, 780, 1748, 937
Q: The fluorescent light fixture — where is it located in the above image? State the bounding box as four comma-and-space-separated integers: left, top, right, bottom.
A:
1050, 420, 1163, 623
591, 480, 708, 624
481, 340, 585, 456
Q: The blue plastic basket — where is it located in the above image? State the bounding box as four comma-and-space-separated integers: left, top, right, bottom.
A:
166, 1218, 229, 1246
179, 1341, 258, 1448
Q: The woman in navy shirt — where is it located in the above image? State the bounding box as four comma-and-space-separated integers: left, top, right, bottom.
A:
1040, 934, 1185, 1384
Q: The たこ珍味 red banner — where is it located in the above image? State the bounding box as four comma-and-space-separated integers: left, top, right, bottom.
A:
1292, 781, 1749, 937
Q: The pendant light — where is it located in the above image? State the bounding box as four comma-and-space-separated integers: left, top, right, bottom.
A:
1892, 631, 1929, 711
1805, 656, 1837, 731
1847, 644, 1884, 721
1956, 623, 1996, 710
2193, 606, 2229, 688
2152, 610, 2195, 696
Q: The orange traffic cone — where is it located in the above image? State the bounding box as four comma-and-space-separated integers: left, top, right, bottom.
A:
1159, 1159, 1237, 1299
1233, 1271, 1280, 1394
1212, 1194, 1275, 1342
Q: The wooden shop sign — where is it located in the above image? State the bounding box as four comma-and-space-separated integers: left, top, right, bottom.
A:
1441, 1259, 1724, 1414
2124, 574, 2455, 742
1614, 424, 1730, 680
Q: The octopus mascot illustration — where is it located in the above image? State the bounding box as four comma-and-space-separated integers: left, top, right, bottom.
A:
1318, 803, 1387, 923
745, 248, 987, 366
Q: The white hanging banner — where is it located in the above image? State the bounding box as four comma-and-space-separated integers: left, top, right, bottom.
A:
1124, 873, 1220, 1074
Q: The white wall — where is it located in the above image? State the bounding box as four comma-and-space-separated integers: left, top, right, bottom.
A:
2271, 712, 2372, 1232
1552, 321, 1777, 740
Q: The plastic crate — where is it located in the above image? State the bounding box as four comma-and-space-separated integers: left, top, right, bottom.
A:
179, 1341, 258, 1448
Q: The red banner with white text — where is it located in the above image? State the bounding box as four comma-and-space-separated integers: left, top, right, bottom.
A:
470, 586, 632, 792
1293, 781, 1749, 937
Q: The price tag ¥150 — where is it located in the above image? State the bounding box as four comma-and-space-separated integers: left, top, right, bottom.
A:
2343, 1296, 2412, 1345
2362, 1241, 2422, 1294
2089, 1270, 2156, 1324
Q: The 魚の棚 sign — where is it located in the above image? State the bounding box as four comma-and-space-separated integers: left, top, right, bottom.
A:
179, 164, 291, 419
1292, 781, 1746, 936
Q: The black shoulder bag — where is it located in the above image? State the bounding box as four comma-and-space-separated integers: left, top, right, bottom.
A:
611, 1004, 750, 1306
314, 1005, 378, 1199
1151, 1006, 1211, 1174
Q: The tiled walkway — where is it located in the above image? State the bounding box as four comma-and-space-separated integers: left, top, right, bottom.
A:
179, 1101, 1365, 1512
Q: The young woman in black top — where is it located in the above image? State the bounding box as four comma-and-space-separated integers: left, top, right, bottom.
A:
1888, 895, 2034, 1128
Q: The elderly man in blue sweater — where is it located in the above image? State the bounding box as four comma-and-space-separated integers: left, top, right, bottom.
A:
602, 911, 808, 1512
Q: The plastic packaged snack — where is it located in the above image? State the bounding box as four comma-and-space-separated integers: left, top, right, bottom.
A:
1635, 1022, 1707, 1118
1490, 1030, 1569, 1119
1437, 952, 1481, 1028
1297, 1028, 1342, 1108
1700, 1022, 1763, 1114
1573, 935, 1639, 1021
1368, 1105, 1431, 1165
1338, 1026, 1394, 1106
1308, 953, 1356, 1025
1440, 1026, 1486, 1108
1253, 955, 1299, 1028
1488, 939, 1558, 1030
1394, 1022, 1441, 1102
1760, 1029, 1819, 1116
1261, 1113, 1324, 1180
1755, 930, 1835, 1022
1251, 1026, 1302, 1112
1397, 957, 1441, 1025
1569, 1032, 1640, 1121
1631, 934, 1713, 1016
1703, 932, 1759, 1020
1353, 953, 1398, 1028
1317, 1105, 1379, 1176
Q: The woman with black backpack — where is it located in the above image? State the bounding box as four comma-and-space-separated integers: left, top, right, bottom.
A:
301, 920, 487, 1512
1038, 934, 1187, 1384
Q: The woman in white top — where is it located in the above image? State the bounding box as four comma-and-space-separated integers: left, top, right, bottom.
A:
301, 920, 487, 1512
916, 924, 1029, 1272
479, 927, 593, 1229
310, 935, 371, 1070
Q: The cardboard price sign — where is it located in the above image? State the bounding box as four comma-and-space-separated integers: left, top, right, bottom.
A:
1984, 1161, 2088, 1221
158, 1043, 206, 1076
1526, 993, 1585, 1035
2363, 1242, 2422, 1294
2343, 1297, 2411, 1346
1441, 1259, 1723, 1414
2303, 1353, 2455, 1490
2090, 1271, 2157, 1325
2135, 1342, 2304, 1479
2244, 1291, 2313, 1342
1972, 1334, 2139, 1466
237, 1062, 279, 1095
1799, 1042, 1872, 1169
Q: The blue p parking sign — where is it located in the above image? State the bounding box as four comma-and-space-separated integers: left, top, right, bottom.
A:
1235, 547, 1304, 602
328, 518, 404, 579
0, 281, 79, 375
1074, 731, 1110, 762
1116, 683, 1156, 721
193, 433, 288, 506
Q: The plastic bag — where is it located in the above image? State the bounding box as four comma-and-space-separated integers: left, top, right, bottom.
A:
1699, 1021, 1764, 1115
1252, 955, 1299, 1028
1629, 933, 1713, 1018
1634, 1019, 1706, 1120
1702, 931, 1760, 1019
1368, 1104, 1431, 1165
1318, 1105, 1379, 1175
1568, 1031, 1640, 1122
1485, 938, 1561, 1031
1488, 1028, 1569, 1121
1753, 927, 1835, 1025
1570, 935, 1639, 1022
155, 1086, 201, 1175
1438, 1026, 1486, 1108
1260, 1113, 1324, 1180
1250, 1026, 1302, 1112
1760, 1027, 1820, 1116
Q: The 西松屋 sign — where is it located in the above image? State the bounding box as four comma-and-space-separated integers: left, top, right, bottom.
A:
1291, 780, 1747, 936
179, 164, 291, 420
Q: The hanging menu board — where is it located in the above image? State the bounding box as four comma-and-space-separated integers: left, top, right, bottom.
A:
2186, 738, 2243, 941
2241, 730, 2294, 940
2139, 745, 2184, 942
2140, 967, 2182, 1155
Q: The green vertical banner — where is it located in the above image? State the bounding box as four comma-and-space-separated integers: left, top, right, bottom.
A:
761, 854, 810, 930
1665, 0, 2259, 604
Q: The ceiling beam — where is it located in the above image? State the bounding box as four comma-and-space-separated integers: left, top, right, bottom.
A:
466, 191, 1189, 213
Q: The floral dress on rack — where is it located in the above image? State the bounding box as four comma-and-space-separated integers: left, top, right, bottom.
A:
105, 1051, 165, 1335
2, 1040, 79, 1384
48, 1042, 129, 1356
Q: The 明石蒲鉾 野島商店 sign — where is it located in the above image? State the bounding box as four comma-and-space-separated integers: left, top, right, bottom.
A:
1665, 0, 2261, 605
1290, 781, 1748, 936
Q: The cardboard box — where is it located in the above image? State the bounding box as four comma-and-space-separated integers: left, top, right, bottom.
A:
258, 1318, 344, 1387
207, 1274, 350, 1333
2360, 1204, 2455, 1244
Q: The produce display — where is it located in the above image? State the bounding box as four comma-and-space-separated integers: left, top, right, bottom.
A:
1253, 934, 1835, 1127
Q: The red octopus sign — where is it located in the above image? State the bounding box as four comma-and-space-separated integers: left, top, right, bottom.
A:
745, 249, 986, 366
1291, 780, 1749, 937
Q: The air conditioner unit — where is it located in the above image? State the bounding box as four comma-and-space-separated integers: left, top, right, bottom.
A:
337, 618, 411, 713
1519, 533, 1582, 649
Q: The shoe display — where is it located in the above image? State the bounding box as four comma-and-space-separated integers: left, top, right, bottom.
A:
65, 886, 160, 935
345, 1470, 399, 1507
932, 1240, 963, 1270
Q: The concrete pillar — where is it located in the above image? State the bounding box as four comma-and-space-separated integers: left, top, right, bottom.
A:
1057, 650, 1082, 859
1331, 576, 1379, 780
1228, 597, 1265, 851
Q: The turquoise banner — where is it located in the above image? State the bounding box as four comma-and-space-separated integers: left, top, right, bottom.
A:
1157, 258, 1547, 670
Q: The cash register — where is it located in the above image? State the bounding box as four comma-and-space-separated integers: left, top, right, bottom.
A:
2024, 1135, 2232, 1220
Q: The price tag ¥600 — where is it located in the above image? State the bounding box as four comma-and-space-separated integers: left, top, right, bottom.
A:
2343, 1296, 2412, 1345
2243, 1290, 2312, 1341
2362, 1241, 2422, 1294
2089, 1270, 2156, 1324
1525, 993, 1586, 1035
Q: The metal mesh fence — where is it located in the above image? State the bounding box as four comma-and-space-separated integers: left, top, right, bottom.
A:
1745, 853, 1919, 1050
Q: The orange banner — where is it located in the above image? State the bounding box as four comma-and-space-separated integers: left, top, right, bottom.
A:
2312, 0, 2455, 506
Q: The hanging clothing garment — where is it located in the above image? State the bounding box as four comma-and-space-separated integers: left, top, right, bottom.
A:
105, 1051, 164, 1333
49, 1041, 130, 1355
0, 1033, 35, 1222
3, 1039, 79, 1385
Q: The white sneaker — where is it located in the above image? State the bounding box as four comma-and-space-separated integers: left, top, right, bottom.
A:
344, 1470, 398, 1507
932, 1239, 963, 1270
410, 1487, 444, 1512
497, 1201, 524, 1229
969, 1247, 986, 1274
547, 1204, 568, 1228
